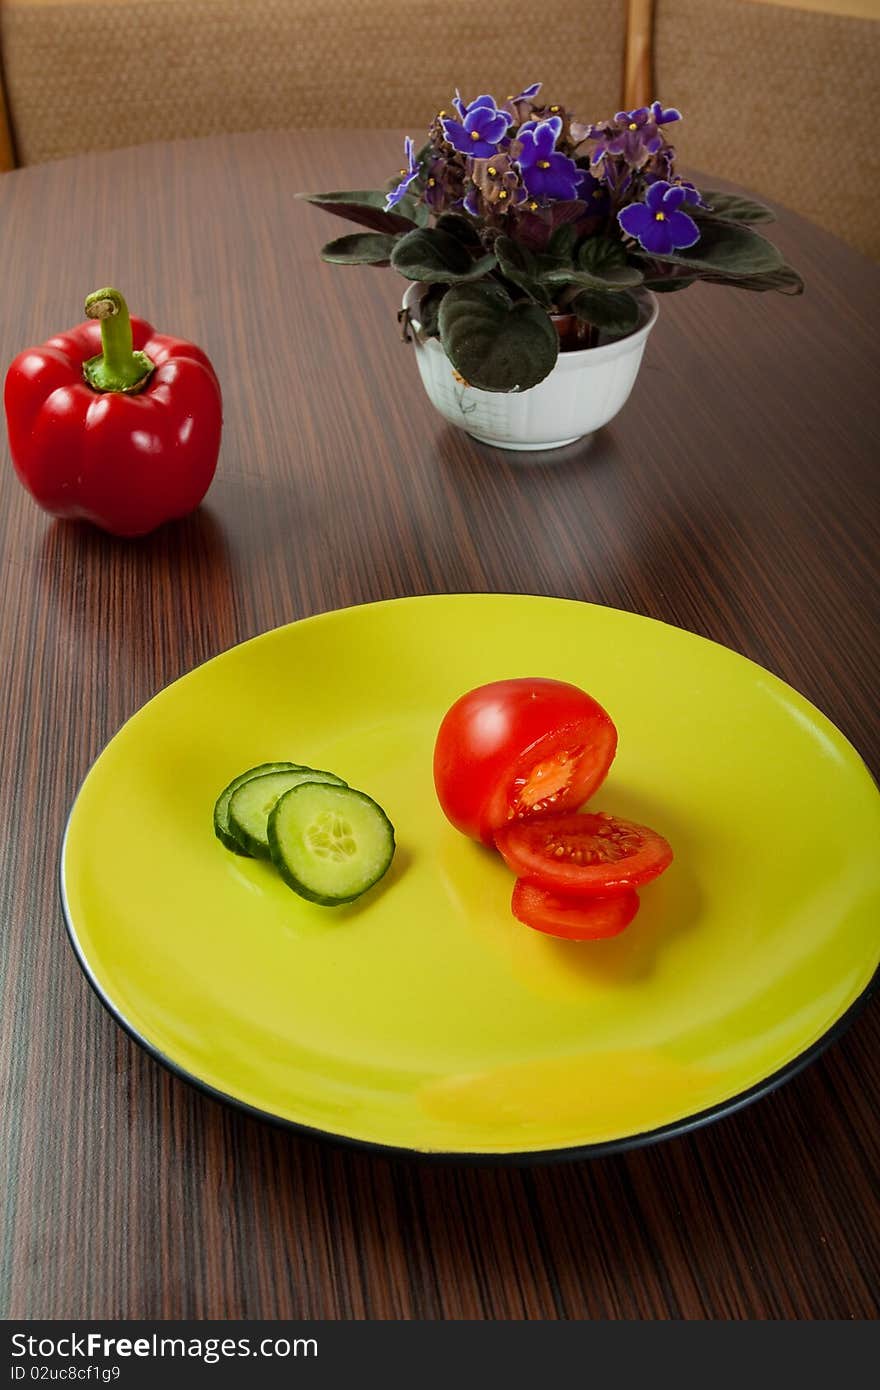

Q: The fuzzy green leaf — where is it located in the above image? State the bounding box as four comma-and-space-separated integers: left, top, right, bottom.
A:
435, 213, 485, 250
415, 283, 448, 337
547, 223, 580, 259
577, 238, 645, 285
298, 188, 426, 233
694, 190, 775, 225
438, 282, 558, 393
543, 236, 644, 290
391, 227, 496, 283
571, 289, 641, 335
544, 268, 637, 292
637, 219, 785, 277
320, 232, 398, 265
494, 237, 555, 306
641, 271, 698, 293
701, 263, 805, 294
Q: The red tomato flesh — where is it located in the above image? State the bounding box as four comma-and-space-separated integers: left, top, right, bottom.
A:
433, 678, 617, 845
512, 880, 640, 940
496, 812, 673, 896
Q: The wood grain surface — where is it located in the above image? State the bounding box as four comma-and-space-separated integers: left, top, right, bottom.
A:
0, 130, 878, 1321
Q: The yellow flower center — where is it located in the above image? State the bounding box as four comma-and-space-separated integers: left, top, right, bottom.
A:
427, 177, 436, 186
537, 159, 551, 169
529, 200, 539, 211
655, 211, 666, 221
470, 130, 481, 141
399, 168, 407, 176
498, 190, 508, 199
488, 166, 497, 176
550, 105, 560, 113
439, 110, 447, 118
629, 122, 638, 130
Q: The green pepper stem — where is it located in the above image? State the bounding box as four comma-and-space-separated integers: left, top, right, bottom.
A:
83, 287, 154, 393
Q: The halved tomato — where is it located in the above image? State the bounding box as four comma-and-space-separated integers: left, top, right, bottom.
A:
496, 812, 673, 896
512, 880, 640, 940
433, 678, 617, 845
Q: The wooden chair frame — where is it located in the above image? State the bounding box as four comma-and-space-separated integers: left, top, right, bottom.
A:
0, 58, 15, 171
624, 0, 656, 108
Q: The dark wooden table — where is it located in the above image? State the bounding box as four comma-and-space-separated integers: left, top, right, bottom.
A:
1, 130, 878, 1321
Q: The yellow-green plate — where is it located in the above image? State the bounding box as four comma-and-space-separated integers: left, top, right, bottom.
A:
61, 595, 880, 1159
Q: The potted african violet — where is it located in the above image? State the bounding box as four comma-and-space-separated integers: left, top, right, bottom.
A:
302, 83, 802, 451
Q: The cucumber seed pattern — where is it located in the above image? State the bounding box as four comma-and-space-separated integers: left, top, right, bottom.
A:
306, 812, 358, 861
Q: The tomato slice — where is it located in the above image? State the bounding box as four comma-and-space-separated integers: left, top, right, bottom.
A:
512, 880, 640, 940
496, 812, 673, 896
433, 678, 617, 845
487, 714, 618, 834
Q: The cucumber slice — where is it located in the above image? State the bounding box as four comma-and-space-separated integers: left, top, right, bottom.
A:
269, 782, 395, 905
228, 767, 346, 859
213, 762, 302, 855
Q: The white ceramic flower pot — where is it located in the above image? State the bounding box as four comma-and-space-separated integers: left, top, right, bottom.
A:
403, 283, 659, 451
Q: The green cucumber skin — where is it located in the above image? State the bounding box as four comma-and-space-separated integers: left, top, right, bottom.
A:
268, 785, 396, 906
213, 762, 303, 855
229, 768, 347, 860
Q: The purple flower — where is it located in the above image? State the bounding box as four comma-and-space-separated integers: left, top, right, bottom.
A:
645, 171, 703, 206
610, 108, 663, 164
452, 90, 495, 120
618, 180, 700, 255
677, 180, 702, 206
470, 155, 527, 213
462, 187, 482, 217
423, 157, 445, 210
615, 104, 680, 134
641, 144, 675, 184
502, 82, 543, 123
649, 101, 681, 126
576, 167, 610, 217
603, 159, 633, 201
516, 117, 580, 201
443, 95, 509, 156
385, 137, 419, 210
615, 106, 652, 124
587, 124, 642, 168
589, 102, 680, 170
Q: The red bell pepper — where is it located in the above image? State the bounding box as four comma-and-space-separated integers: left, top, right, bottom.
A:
4, 287, 222, 537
